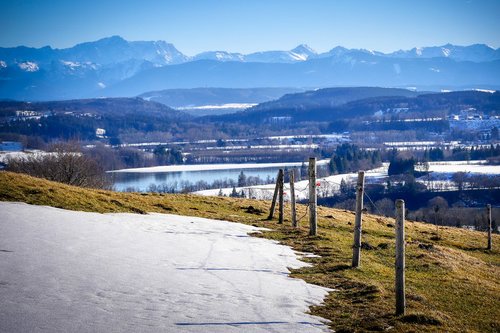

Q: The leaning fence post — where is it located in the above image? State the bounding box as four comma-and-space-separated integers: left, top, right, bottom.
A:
278, 169, 284, 224
308, 157, 317, 236
267, 170, 282, 220
395, 199, 406, 316
290, 169, 297, 227
352, 171, 365, 268
487, 204, 492, 250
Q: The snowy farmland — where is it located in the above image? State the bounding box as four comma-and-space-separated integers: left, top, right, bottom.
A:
0, 202, 331, 333
196, 161, 500, 199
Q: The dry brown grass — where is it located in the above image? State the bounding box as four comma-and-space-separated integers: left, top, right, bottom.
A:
1, 170, 499, 332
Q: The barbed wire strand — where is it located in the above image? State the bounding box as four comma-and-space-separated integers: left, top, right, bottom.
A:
297, 174, 311, 223
364, 191, 384, 217
297, 203, 310, 222
321, 178, 344, 187
246, 187, 276, 191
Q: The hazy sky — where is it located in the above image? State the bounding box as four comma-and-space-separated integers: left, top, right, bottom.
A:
1, 0, 499, 55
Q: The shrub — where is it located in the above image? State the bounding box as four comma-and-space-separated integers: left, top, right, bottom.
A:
6, 143, 109, 189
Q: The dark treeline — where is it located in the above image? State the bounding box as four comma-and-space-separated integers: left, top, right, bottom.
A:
318, 144, 500, 229
389, 145, 500, 163
449, 145, 500, 162
328, 144, 382, 174
319, 181, 500, 229
388, 158, 416, 176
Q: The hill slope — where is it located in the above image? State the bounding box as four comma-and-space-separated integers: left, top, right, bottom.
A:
0, 98, 190, 141
0, 171, 499, 332
209, 89, 499, 124
138, 87, 304, 108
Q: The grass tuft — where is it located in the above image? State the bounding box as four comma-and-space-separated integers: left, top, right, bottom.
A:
400, 313, 443, 326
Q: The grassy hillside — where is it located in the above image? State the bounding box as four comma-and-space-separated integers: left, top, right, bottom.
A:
1, 170, 499, 332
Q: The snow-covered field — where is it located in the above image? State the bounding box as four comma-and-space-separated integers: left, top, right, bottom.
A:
0, 150, 79, 163
196, 165, 387, 200
425, 160, 500, 174
0, 202, 331, 332
195, 161, 500, 199
176, 103, 258, 110
0, 150, 51, 163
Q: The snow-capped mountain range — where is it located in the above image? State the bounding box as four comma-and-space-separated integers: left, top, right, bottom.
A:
1, 36, 499, 100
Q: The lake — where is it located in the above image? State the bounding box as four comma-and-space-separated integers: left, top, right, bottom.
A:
109, 163, 312, 192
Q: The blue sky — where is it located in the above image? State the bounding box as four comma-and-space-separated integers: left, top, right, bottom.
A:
1, 0, 499, 55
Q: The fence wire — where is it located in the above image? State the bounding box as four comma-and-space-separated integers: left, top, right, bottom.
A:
296, 203, 310, 222
364, 191, 384, 216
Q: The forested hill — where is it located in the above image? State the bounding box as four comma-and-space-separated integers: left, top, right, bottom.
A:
248, 87, 420, 111
2, 89, 499, 143
0, 98, 191, 142
0, 98, 190, 119
207, 89, 500, 124
138, 87, 304, 108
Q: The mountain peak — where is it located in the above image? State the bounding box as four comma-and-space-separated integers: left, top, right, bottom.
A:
192, 51, 245, 62
328, 46, 348, 52
291, 44, 316, 55
325, 46, 350, 57
96, 35, 128, 45
72, 36, 128, 50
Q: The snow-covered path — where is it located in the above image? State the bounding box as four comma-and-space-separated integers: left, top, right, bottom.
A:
0, 202, 330, 332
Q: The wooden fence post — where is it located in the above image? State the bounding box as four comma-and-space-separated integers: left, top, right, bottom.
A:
352, 171, 365, 268
290, 169, 297, 227
267, 169, 283, 220
278, 169, 284, 224
308, 157, 317, 236
487, 204, 492, 250
395, 199, 406, 316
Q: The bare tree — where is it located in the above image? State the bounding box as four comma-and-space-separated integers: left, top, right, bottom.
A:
428, 196, 449, 238
6, 142, 109, 189
374, 198, 395, 217
452, 172, 468, 191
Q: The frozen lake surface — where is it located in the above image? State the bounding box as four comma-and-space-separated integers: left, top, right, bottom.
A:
0, 202, 331, 333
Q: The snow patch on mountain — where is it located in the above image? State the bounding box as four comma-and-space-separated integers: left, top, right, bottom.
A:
474, 89, 495, 93
18, 61, 39, 72
290, 44, 317, 60
61, 60, 81, 69
193, 51, 246, 62
393, 63, 401, 74
177, 103, 258, 110
289, 52, 308, 61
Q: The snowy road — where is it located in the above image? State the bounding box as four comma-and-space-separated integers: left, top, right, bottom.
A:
0, 202, 331, 332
